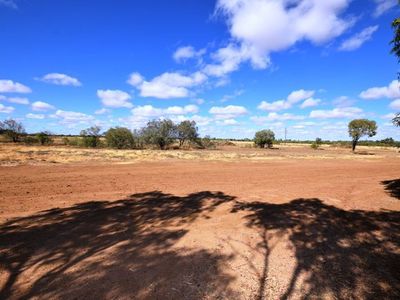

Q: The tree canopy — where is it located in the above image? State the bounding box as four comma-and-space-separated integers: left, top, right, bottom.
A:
348, 119, 377, 151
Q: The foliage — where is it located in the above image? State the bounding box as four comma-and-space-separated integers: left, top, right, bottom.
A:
141, 119, 177, 150
23, 136, 38, 145
176, 120, 199, 148
0, 119, 26, 142
254, 129, 275, 148
105, 127, 135, 149
393, 113, 400, 127
199, 135, 216, 149
348, 119, 377, 151
80, 126, 102, 148
310, 137, 322, 150
36, 131, 53, 145
391, 16, 400, 62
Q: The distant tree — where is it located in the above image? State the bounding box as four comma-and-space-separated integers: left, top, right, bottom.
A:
105, 127, 135, 149
348, 119, 377, 151
80, 126, 101, 148
141, 119, 177, 150
254, 129, 275, 148
200, 135, 216, 149
311, 137, 322, 150
393, 113, 400, 127
177, 120, 198, 147
36, 131, 53, 145
0, 119, 25, 142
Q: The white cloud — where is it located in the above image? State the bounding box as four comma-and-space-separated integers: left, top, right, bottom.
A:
208, 0, 353, 76
287, 89, 315, 104
94, 108, 110, 115
0, 80, 31, 93
97, 89, 133, 108
209, 105, 248, 119
309, 107, 363, 118
258, 89, 315, 111
131, 104, 199, 118
36, 73, 81, 86
339, 26, 378, 51
389, 99, 400, 110
164, 104, 199, 115
219, 118, 239, 125
173, 46, 205, 63
373, 0, 397, 17
251, 113, 305, 124
333, 96, 355, 107
128, 71, 207, 99
359, 80, 400, 99
193, 98, 205, 105
52, 109, 94, 124
26, 113, 45, 119
300, 97, 321, 108
7, 97, 29, 105
0, 103, 14, 113
382, 112, 396, 119
31, 101, 55, 112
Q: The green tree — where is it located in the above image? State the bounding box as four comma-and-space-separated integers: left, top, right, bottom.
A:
36, 131, 53, 145
177, 120, 198, 147
390, 6, 400, 123
0, 119, 25, 142
348, 119, 377, 151
254, 129, 275, 148
393, 113, 400, 127
105, 127, 135, 149
80, 126, 101, 148
141, 119, 177, 150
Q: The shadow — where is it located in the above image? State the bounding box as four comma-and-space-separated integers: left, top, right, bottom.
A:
0, 191, 237, 299
354, 151, 375, 155
232, 198, 400, 299
382, 179, 400, 199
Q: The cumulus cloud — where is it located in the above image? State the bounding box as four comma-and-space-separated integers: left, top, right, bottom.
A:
0, 103, 14, 113
94, 108, 110, 115
339, 26, 378, 51
209, 105, 248, 119
359, 80, 400, 99
127, 71, 207, 99
173, 46, 205, 63
300, 97, 321, 108
389, 99, 400, 110
0, 95, 29, 105
251, 112, 305, 124
31, 101, 55, 112
309, 107, 363, 118
373, 0, 397, 17
97, 89, 133, 108
0, 80, 31, 93
258, 89, 315, 111
51, 109, 94, 124
220, 118, 239, 125
131, 104, 199, 118
36, 73, 82, 86
333, 96, 355, 107
206, 0, 353, 76
26, 113, 45, 119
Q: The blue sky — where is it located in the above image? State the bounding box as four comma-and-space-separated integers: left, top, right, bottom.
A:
0, 0, 400, 140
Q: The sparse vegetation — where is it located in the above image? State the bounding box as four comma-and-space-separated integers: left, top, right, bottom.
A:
80, 126, 102, 148
36, 131, 53, 145
348, 119, 377, 152
0, 119, 26, 142
310, 137, 322, 150
141, 119, 177, 150
177, 120, 199, 148
254, 129, 275, 148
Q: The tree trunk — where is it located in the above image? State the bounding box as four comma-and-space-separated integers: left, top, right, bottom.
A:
352, 139, 358, 152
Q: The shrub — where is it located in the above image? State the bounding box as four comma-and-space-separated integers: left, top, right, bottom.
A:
105, 127, 135, 149
177, 120, 199, 148
254, 129, 275, 148
141, 119, 177, 150
311, 137, 322, 150
23, 136, 38, 145
36, 131, 53, 145
80, 126, 102, 148
0, 119, 25, 142
199, 135, 216, 149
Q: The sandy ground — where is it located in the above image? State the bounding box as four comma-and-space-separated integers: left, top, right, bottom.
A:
0, 145, 399, 299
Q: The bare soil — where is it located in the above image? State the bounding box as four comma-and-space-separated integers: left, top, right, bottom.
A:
0, 145, 399, 299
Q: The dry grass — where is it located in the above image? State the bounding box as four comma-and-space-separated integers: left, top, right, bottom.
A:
0, 143, 399, 166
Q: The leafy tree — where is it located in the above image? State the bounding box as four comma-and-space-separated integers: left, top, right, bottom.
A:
177, 120, 198, 147
254, 129, 275, 148
311, 137, 322, 150
348, 119, 377, 151
0, 119, 25, 142
105, 127, 135, 149
80, 126, 101, 148
36, 131, 53, 145
393, 113, 400, 127
141, 119, 177, 150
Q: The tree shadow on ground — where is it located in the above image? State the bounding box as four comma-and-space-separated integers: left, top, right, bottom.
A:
382, 179, 400, 199
232, 198, 400, 300
0, 191, 237, 299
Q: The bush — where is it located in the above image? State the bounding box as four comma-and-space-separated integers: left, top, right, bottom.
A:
80, 126, 102, 148
23, 136, 38, 145
36, 131, 53, 145
177, 120, 198, 148
105, 127, 135, 149
0, 119, 25, 142
311, 137, 322, 150
254, 129, 275, 148
199, 135, 216, 149
141, 119, 177, 150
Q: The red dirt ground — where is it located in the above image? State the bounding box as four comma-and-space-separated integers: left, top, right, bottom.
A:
1, 157, 399, 299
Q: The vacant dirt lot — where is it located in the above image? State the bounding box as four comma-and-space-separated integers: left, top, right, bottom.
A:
0, 145, 399, 299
